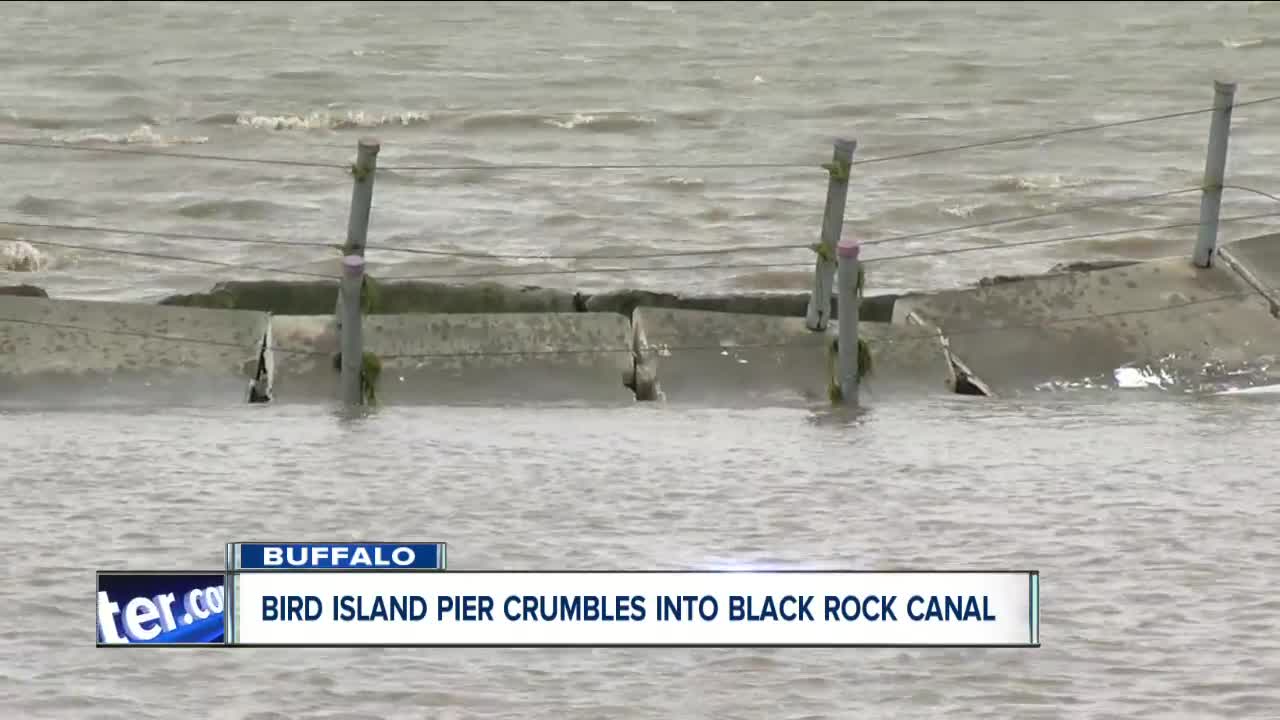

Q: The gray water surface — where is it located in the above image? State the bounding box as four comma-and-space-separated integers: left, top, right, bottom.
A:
2, 1, 1280, 299
4, 2, 1280, 717
3, 395, 1280, 717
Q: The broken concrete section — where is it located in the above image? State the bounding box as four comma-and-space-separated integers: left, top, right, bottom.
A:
631, 307, 953, 405
1217, 232, 1280, 315
270, 312, 635, 404
632, 308, 826, 404
159, 279, 579, 315
893, 255, 1280, 395
859, 319, 965, 398
0, 296, 269, 404
0, 284, 48, 298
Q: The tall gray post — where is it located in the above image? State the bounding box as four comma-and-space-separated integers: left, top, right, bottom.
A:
1192, 81, 1236, 268
806, 139, 856, 331
834, 237, 861, 405
346, 138, 381, 256
336, 138, 380, 321
340, 255, 365, 407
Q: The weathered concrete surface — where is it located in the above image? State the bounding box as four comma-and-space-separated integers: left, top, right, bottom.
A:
584, 288, 898, 323
631, 308, 952, 404
1219, 233, 1280, 285
892, 255, 1280, 394
1218, 232, 1280, 314
270, 312, 635, 404
0, 296, 268, 403
0, 284, 48, 298
160, 280, 578, 315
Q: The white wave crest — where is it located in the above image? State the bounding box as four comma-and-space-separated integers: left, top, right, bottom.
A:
0, 240, 51, 272
941, 203, 983, 218
235, 110, 431, 131
542, 112, 656, 130
1114, 365, 1174, 389
996, 174, 1092, 192
51, 125, 209, 146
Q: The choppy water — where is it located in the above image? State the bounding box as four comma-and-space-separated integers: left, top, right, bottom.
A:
3, 2, 1280, 718
2, 1, 1280, 300
4, 398, 1280, 718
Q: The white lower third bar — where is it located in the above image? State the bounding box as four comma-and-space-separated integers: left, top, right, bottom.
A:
230, 571, 1040, 647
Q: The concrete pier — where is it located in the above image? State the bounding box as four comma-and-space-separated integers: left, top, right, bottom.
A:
270, 312, 635, 404
157, 278, 901, 324
0, 295, 268, 404
893, 254, 1280, 394
7, 230, 1280, 406
631, 307, 953, 404
1217, 232, 1280, 314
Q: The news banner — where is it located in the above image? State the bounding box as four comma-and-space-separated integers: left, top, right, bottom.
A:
96, 542, 1041, 647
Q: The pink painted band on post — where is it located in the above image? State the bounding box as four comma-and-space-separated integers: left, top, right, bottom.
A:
837, 238, 860, 259
342, 255, 365, 275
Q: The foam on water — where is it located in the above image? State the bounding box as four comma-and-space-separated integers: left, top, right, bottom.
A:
0, 241, 52, 272
233, 110, 433, 131
1222, 37, 1269, 49
1114, 365, 1176, 389
50, 124, 208, 146
1215, 383, 1280, 395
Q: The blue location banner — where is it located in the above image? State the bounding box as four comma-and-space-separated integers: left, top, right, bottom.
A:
229, 542, 446, 571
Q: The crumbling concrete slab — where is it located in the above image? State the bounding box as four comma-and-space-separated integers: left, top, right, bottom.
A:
159, 280, 579, 315
892, 255, 1280, 394
631, 307, 953, 405
1218, 232, 1280, 314
0, 284, 47, 298
270, 312, 635, 404
0, 296, 268, 404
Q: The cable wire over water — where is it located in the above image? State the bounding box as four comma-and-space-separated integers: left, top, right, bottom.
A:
1224, 184, 1280, 205
859, 187, 1204, 248
375, 94, 1280, 172
374, 212, 1280, 279
863, 211, 1280, 265
2, 236, 337, 279
3, 94, 1277, 175
0, 185, 1269, 265
0, 220, 342, 251
0, 138, 347, 169
849, 94, 1280, 167
8, 202, 1280, 281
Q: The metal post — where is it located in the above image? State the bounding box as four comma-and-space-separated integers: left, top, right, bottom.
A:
806, 139, 856, 331
336, 138, 380, 321
340, 255, 365, 407
346, 138, 381, 256
1193, 81, 1236, 268
835, 237, 861, 404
